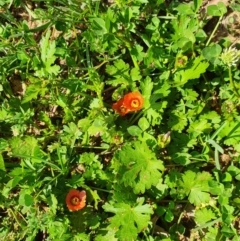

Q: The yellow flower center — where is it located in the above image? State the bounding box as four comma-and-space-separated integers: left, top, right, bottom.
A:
131, 99, 139, 108
71, 197, 80, 205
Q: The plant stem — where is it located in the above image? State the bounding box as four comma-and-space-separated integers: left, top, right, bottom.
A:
229, 66, 240, 98
8, 208, 24, 228
206, 16, 223, 46
129, 111, 143, 125
193, 217, 222, 231
88, 186, 112, 193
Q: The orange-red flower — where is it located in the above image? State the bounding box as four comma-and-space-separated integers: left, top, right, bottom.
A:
66, 189, 86, 211
112, 91, 144, 116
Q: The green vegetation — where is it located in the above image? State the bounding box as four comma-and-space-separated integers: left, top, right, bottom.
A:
1, 0, 240, 240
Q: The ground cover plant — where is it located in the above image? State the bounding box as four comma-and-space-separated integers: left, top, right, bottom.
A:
1, 0, 240, 240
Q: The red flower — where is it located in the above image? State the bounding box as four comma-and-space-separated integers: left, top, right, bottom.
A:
112, 91, 144, 116
66, 189, 86, 211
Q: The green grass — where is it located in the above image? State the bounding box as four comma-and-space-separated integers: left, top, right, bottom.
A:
1, 0, 240, 240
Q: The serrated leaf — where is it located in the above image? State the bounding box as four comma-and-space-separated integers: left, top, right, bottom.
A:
95, 228, 117, 241
130, 67, 141, 81
9, 136, 46, 162
201, 111, 221, 128
40, 30, 57, 66
168, 111, 188, 131
73, 233, 90, 241
88, 119, 107, 136
114, 141, 164, 194
143, 80, 167, 126
188, 119, 211, 137
106, 59, 136, 87
172, 152, 191, 165
195, 207, 216, 225
181, 88, 198, 102
36, 30, 60, 76
112, 183, 137, 204
178, 170, 213, 206
0, 108, 8, 121
140, 76, 153, 109
174, 56, 209, 86
22, 82, 47, 103
103, 198, 153, 240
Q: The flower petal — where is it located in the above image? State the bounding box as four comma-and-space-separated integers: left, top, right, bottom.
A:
66, 189, 86, 211
123, 92, 144, 110
112, 92, 144, 116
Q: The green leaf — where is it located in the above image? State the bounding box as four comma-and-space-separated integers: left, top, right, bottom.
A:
172, 152, 192, 165
194, 0, 203, 12
165, 210, 174, 222
113, 141, 164, 194
40, 30, 57, 66
207, 2, 227, 16
140, 76, 153, 109
47, 194, 58, 214
112, 183, 137, 204
127, 125, 142, 136
22, 82, 47, 103
91, 18, 107, 35
181, 88, 198, 102
195, 29, 207, 42
177, 3, 195, 14
0, 108, 8, 121
168, 111, 188, 131
201, 111, 221, 128
18, 190, 34, 207
205, 227, 219, 241
35, 30, 60, 76
130, 67, 141, 81
221, 204, 234, 224
207, 139, 224, 154
195, 207, 216, 225
230, 1, 240, 11
9, 136, 46, 162
173, 56, 209, 86
70, 207, 101, 232
73, 233, 90, 241
106, 59, 136, 87
103, 198, 153, 240
218, 120, 240, 146
138, 117, 150, 131
0, 153, 5, 171
202, 44, 222, 63
208, 180, 224, 195
95, 228, 117, 241
145, 108, 162, 126
88, 119, 107, 137
178, 170, 213, 206
6, 176, 22, 189
188, 119, 211, 137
